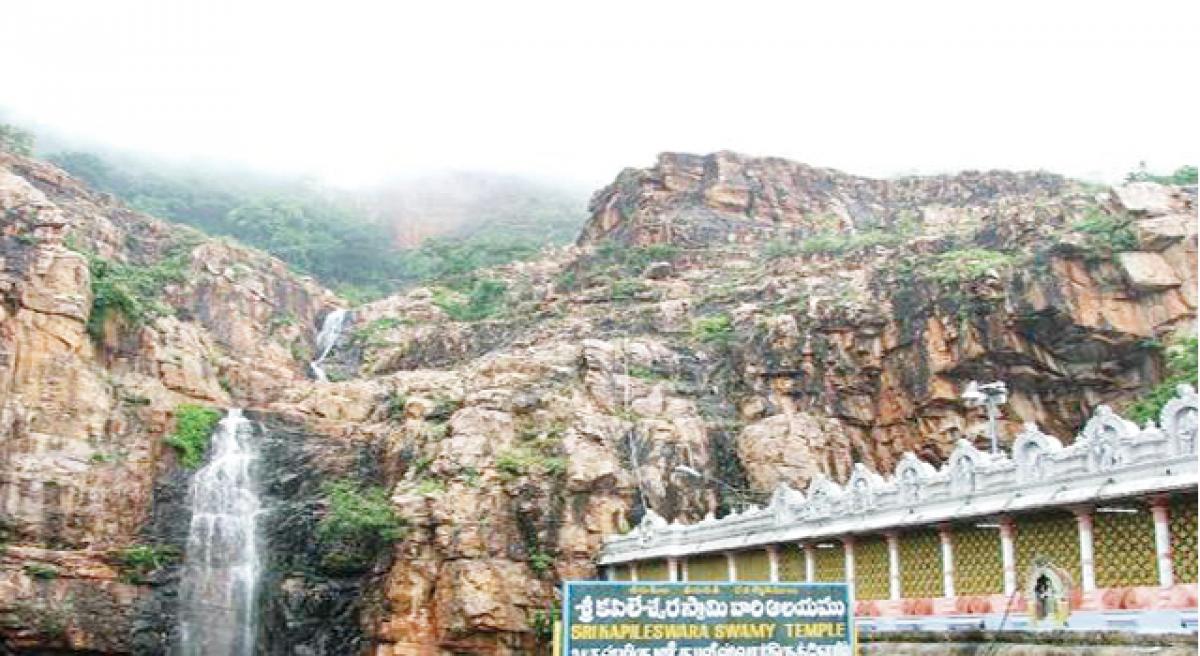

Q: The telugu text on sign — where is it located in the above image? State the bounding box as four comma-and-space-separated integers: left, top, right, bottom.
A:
561, 582, 855, 656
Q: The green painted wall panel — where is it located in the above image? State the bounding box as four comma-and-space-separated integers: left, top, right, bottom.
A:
1095, 506, 1157, 588
686, 553, 730, 582
899, 528, 942, 598
955, 524, 1004, 596
854, 535, 890, 600
778, 544, 806, 582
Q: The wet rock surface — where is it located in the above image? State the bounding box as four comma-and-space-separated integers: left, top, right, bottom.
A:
253, 415, 387, 656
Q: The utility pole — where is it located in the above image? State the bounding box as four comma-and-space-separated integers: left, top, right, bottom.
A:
962, 380, 1009, 455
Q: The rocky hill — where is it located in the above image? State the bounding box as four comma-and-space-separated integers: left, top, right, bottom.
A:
0, 148, 1194, 654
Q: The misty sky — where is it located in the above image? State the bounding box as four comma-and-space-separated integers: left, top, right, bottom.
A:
2, 0, 1197, 188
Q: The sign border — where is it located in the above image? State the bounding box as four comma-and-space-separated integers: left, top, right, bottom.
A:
561, 580, 856, 655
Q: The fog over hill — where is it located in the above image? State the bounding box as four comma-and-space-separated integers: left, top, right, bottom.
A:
12, 125, 590, 300
364, 170, 588, 248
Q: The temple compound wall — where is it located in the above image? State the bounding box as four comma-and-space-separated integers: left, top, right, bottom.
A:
598, 386, 1200, 634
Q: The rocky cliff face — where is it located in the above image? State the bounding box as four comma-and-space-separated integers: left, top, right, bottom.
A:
0, 152, 342, 651
0, 149, 1194, 654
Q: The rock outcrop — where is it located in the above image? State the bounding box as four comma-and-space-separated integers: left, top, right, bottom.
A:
0, 152, 339, 651
0, 148, 1194, 654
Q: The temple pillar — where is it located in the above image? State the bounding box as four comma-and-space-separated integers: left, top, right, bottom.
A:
886, 531, 901, 601
1072, 506, 1097, 594
999, 517, 1017, 596
938, 524, 955, 598
803, 543, 816, 583
630, 561, 640, 582
843, 537, 856, 589
1150, 495, 1175, 588
726, 552, 737, 582
767, 545, 780, 583
667, 557, 680, 582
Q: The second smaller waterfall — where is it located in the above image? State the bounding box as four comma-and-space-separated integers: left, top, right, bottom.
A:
310, 308, 349, 382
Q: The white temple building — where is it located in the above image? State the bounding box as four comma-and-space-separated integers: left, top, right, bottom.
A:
598, 386, 1199, 634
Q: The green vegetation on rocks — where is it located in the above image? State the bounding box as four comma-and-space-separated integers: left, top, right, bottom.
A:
432, 279, 508, 321
316, 480, 405, 574
114, 544, 181, 583
23, 563, 59, 580
165, 405, 222, 469
496, 447, 567, 480
352, 317, 405, 346
920, 248, 1014, 286
1127, 336, 1199, 425
1126, 163, 1198, 186
559, 241, 680, 292
1072, 210, 1138, 261
692, 314, 734, 346
86, 252, 190, 338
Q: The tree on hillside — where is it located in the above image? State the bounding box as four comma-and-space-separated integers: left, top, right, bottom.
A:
1126, 162, 1198, 185
0, 124, 34, 156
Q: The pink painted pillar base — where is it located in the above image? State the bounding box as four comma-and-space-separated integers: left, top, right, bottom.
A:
875, 600, 904, 616
1077, 590, 1103, 611
932, 597, 958, 615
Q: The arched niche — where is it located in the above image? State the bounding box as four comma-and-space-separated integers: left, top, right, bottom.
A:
1011, 422, 1063, 484
846, 463, 885, 513
893, 453, 937, 505
1025, 559, 1074, 629
803, 475, 844, 519
1079, 405, 1138, 472
1161, 384, 1198, 456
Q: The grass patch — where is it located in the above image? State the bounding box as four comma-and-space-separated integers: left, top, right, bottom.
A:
426, 396, 462, 421
353, 317, 404, 346
385, 391, 408, 420
496, 446, 567, 480
114, 544, 181, 583
164, 405, 222, 469
413, 479, 445, 495
23, 563, 59, 580
767, 221, 916, 260
529, 551, 554, 575
610, 278, 649, 301
691, 314, 734, 347
626, 365, 667, 382
560, 241, 680, 291
919, 248, 1015, 286
432, 279, 507, 321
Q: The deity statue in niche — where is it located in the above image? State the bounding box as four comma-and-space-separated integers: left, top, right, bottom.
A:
900, 467, 920, 504
1176, 406, 1197, 453
1018, 441, 1045, 482
952, 457, 976, 495
851, 477, 871, 513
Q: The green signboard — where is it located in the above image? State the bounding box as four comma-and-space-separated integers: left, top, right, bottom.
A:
562, 581, 854, 656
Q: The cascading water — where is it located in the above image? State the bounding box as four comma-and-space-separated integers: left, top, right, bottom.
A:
178, 409, 262, 656
309, 308, 349, 382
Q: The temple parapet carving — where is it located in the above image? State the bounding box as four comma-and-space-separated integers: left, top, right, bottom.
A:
604, 386, 1199, 563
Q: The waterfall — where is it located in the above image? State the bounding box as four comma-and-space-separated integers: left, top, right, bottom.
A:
178, 409, 262, 656
310, 308, 349, 382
